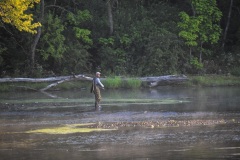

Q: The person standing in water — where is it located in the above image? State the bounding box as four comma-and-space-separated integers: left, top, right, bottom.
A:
91, 72, 104, 109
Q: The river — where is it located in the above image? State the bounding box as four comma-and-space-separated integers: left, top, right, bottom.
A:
0, 86, 240, 160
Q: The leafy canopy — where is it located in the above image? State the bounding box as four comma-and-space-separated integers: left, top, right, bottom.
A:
0, 0, 41, 34
178, 0, 222, 47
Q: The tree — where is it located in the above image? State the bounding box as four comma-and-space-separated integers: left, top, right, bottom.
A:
178, 12, 199, 57
30, 0, 44, 73
221, 0, 233, 49
178, 0, 222, 63
106, 0, 118, 36
0, 0, 41, 34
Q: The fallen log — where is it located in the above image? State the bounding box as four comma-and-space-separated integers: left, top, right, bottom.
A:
40, 74, 92, 91
0, 74, 92, 83
0, 74, 93, 92
139, 75, 188, 87
0, 74, 188, 91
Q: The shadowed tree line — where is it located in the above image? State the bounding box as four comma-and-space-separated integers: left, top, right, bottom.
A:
0, 0, 240, 78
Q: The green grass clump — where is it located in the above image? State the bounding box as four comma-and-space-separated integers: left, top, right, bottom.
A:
124, 78, 142, 88
104, 77, 122, 89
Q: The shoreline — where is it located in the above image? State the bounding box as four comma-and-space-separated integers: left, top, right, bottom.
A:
0, 75, 240, 92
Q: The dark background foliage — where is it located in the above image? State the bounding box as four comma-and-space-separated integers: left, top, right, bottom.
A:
0, 0, 239, 77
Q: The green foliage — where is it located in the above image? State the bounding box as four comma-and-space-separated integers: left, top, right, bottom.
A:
62, 42, 90, 74
192, 0, 222, 44
104, 77, 122, 89
99, 37, 114, 46
99, 35, 127, 75
120, 34, 131, 46
67, 10, 92, 25
99, 2, 185, 76
178, 12, 199, 47
190, 57, 203, 70
73, 28, 92, 44
40, 13, 66, 60
67, 10, 93, 45
178, 0, 222, 64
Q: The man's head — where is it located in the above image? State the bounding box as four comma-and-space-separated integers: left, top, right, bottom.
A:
96, 72, 101, 77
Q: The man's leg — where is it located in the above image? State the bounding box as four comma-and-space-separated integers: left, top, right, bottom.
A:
95, 87, 101, 109
94, 94, 98, 109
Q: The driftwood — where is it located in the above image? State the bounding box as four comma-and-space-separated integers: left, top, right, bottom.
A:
0, 74, 188, 91
0, 74, 92, 83
139, 75, 188, 87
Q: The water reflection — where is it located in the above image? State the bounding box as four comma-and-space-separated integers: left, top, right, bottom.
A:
0, 86, 240, 160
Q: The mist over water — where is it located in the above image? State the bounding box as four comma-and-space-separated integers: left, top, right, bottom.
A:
0, 86, 240, 160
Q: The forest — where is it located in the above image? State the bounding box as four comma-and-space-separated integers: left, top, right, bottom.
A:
0, 0, 240, 78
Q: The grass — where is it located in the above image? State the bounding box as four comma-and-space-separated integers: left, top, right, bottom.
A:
104, 77, 122, 89
188, 75, 240, 86
124, 78, 142, 88
103, 77, 142, 89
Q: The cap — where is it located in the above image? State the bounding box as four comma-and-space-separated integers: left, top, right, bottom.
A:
96, 72, 101, 75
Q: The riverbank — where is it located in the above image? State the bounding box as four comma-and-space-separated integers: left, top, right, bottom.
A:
0, 75, 240, 92
186, 75, 240, 87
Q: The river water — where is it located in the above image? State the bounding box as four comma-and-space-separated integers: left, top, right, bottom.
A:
0, 86, 240, 160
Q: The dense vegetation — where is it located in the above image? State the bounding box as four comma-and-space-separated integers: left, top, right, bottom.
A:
0, 0, 240, 78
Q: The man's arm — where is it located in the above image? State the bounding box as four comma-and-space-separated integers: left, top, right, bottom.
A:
96, 78, 104, 88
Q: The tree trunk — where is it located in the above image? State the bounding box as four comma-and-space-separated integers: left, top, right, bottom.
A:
107, 0, 113, 35
199, 42, 203, 63
222, 0, 233, 49
30, 0, 44, 72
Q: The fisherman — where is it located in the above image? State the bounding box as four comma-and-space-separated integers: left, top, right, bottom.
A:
91, 72, 104, 109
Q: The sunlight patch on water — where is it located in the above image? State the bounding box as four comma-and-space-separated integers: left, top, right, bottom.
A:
25, 123, 116, 134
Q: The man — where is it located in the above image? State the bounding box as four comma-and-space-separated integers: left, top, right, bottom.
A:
91, 72, 104, 109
